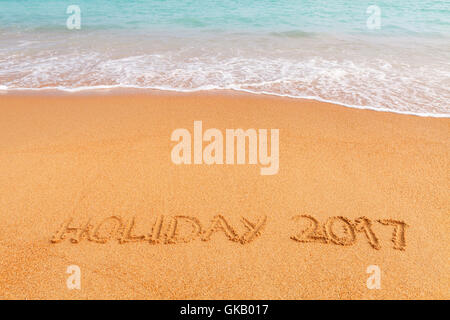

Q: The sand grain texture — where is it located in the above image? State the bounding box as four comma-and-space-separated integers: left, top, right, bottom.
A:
0, 93, 448, 299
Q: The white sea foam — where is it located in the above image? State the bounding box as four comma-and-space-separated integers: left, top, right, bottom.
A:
0, 32, 449, 117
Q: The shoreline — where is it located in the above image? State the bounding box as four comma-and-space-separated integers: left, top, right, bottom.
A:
1, 87, 448, 118
0, 93, 448, 299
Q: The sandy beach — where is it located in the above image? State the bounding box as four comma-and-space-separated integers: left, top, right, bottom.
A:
0, 92, 448, 299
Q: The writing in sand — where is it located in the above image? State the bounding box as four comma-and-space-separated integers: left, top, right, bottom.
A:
50, 214, 407, 250
51, 215, 266, 245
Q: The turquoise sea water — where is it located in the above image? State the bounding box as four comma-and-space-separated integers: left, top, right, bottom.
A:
0, 0, 449, 116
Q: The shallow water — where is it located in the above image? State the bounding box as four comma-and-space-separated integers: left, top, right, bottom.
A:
0, 0, 449, 116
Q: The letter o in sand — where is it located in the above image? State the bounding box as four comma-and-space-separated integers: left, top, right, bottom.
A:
94, 216, 124, 243
325, 216, 356, 246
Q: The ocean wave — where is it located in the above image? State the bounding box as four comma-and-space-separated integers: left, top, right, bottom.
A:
0, 0, 449, 118
1, 49, 449, 118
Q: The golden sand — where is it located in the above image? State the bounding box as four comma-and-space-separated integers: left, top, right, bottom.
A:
0, 92, 448, 299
